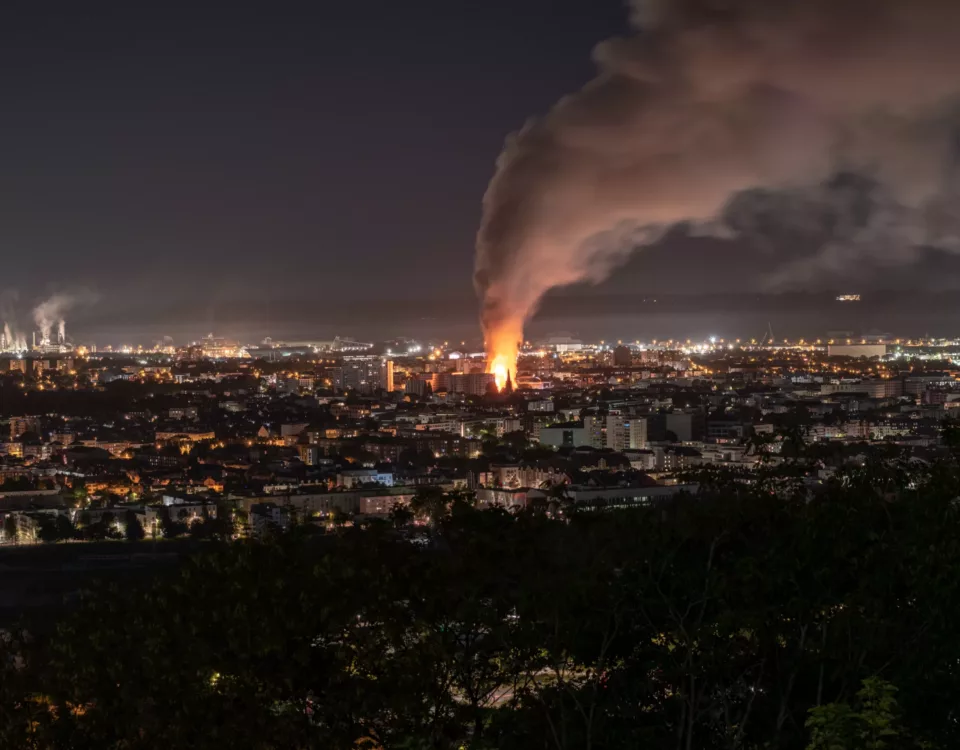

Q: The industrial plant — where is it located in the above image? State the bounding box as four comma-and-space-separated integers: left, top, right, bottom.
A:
0, 319, 73, 356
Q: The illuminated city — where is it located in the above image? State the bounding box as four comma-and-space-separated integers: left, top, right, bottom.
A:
4, 0, 960, 746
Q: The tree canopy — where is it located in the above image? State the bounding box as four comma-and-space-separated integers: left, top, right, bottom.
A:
3, 460, 960, 748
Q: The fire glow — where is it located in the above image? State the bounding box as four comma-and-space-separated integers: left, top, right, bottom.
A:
492, 361, 508, 391
485, 321, 520, 391
487, 344, 517, 392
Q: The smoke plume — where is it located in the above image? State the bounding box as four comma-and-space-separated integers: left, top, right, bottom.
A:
475, 0, 960, 359
33, 290, 98, 343
0, 290, 27, 352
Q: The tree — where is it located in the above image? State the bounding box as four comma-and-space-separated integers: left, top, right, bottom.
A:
233, 509, 249, 537
409, 486, 451, 524
501, 430, 529, 452
55, 515, 76, 541
3, 515, 17, 544
83, 521, 108, 541
158, 505, 187, 539
806, 678, 922, 750
329, 508, 350, 529
71, 482, 88, 508
37, 517, 60, 543
4, 461, 960, 748
389, 502, 413, 529
941, 417, 960, 460
542, 481, 574, 516
98, 511, 122, 540
211, 500, 236, 540
189, 518, 213, 540
124, 510, 145, 542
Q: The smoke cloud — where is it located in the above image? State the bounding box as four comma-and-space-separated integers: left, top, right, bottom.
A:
475, 0, 960, 359
0, 290, 27, 352
32, 289, 98, 343
722, 172, 960, 289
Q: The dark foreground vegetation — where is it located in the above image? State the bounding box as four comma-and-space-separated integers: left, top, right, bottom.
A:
2, 459, 960, 749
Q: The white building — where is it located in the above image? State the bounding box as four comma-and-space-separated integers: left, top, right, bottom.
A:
605, 415, 648, 451
337, 469, 394, 489
539, 416, 603, 449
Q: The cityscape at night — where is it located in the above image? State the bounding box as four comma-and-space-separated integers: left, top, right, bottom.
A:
6, 0, 960, 747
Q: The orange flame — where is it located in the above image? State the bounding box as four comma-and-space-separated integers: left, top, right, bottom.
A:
486, 319, 521, 392
492, 361, 509, 391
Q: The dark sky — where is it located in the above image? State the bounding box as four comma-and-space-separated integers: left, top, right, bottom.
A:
4, 1, 959, 345
0, 0, 628, 343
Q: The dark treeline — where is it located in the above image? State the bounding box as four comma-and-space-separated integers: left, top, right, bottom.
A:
2, 460, 960, 748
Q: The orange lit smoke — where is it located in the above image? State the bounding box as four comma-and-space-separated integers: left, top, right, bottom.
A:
473, 0, 960, 367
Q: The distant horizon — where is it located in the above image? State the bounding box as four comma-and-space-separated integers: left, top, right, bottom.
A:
43, 287, 960, 348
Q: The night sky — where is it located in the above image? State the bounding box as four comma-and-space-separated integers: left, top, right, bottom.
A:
0, 0, 626, 343
5, 1, 960, 345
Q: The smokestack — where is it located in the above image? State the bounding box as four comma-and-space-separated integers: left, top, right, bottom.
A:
475, 0, 960, 359
32, 331, 35, 350
33, 290, 97, 350
58, 319, 65, 345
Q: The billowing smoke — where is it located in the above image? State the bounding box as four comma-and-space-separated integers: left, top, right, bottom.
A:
1, 323, 27, 352
32, 290, 97, 344
33, 294, 68, 342
57, 319, 65, 342
723, 169, 960, 289
0, 290, 27, 352
475, 0, 960, 360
